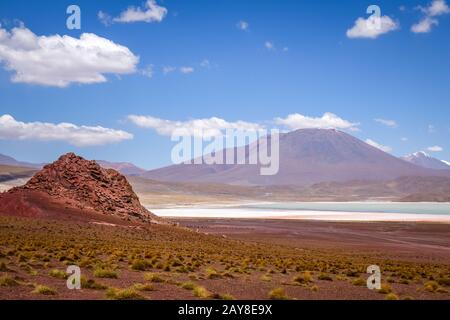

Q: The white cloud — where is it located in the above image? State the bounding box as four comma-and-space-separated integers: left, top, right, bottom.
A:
422, 0, 450, 16
401, 137, 408, 141
162, 66, 176, 75
237, 20, 249, 31
0, 114, 132, 147
180, 66, 194, 74
0, 26, 139, 87
141, 65, 154, 78
365, 139, 392, 153
411, 16, 438, 33
98, 11, 112, 26
265, 41, 275, 50
112, 0, 168, 24
128, 115, 264, 138
275, 113, 360, 131
200, 59, 210, 68
346, 15, 399, 39
374, 118, 397, 127
427, 145, 443, 152
412, 0, 450, 33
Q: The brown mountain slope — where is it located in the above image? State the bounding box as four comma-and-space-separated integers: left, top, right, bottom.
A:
0, 153, 156, 224
142, 129, 447, 186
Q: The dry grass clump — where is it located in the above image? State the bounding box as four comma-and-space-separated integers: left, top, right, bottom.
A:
269, 287, 288, 300
193, 285, 212, 299
206, 267, 221, 279
0, 274, 19, 287
317, 273, 333, 281
133, 283, 155, 291
385, 293, 399, 300
143, 272, 165, 283
377, 283, 392, 294
180, 281, 196, 290
32, 284, 56, 295
93, 267, 118, 279
48, 269, 67, 279
293, 271, 312, 284
106, 287, 146, 300
352, 278, 366, 286
130, 259, 150, 271
80, 276, 107, 290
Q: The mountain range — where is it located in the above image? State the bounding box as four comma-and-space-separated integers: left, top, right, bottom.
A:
142, 129, 449, 186
1, 129, 449, 187
401, 151, 450, 170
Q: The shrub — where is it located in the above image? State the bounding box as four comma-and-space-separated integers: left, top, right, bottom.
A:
80, 276, 107, 290
437, 277, 450, 287
144, 273, 165, 283
318, 273, 333, 281
261, 274, 272, 282
93, 268, 118, 279
269, 288, 288, 300
352, 278, 366, 286
133, 283, 155, 291
219, 293, 235, 300
49, 269, 67, 279
181, 282, 196, 290
206, 267, 221, 279
193, 286, 211, 299
346, 270, 359, 277
33, 285, 56, 295
211, 293, 235, 300
0, 275, 18, 287
424, 281, 439, 292
293, 271, 312, 284
377, 284, 392, 294
385, 293, 399, 300
130, 259, 149, 271
106, 287, 146, 300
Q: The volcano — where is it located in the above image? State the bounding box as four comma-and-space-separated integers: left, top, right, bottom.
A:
0, 153, 156, 224
142, 129, 448, 186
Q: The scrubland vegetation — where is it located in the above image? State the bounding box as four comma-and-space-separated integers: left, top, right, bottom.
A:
0, 216, 449, 300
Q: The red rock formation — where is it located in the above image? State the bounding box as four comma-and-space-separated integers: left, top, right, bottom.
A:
1, 153, 156, 224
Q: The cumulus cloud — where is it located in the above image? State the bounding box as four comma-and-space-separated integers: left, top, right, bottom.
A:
275, 113, 360, 132
412, 0, 450, 33
237, 20, 249, 31
179, 66, 194, 74
128, 115, 264, 138
374, 118, 397, 128
427, 145, 443, 152
112, 0, 168, 24
421, 0, 450, 16
411, 16, 439, 33
346, 15, 399, 39
365, 139, 392, 153
0, 26, 139, 87
0, 114, 132, 147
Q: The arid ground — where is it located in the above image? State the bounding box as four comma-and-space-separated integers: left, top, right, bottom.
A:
1, 216, 449, 300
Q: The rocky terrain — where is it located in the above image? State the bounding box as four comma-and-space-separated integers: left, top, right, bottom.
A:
0, 153, 156, 224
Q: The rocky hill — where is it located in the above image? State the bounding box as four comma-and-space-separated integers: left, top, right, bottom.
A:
0, 153, 156, 224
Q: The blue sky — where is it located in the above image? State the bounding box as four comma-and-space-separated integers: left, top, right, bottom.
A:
0, 0, 449, 169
